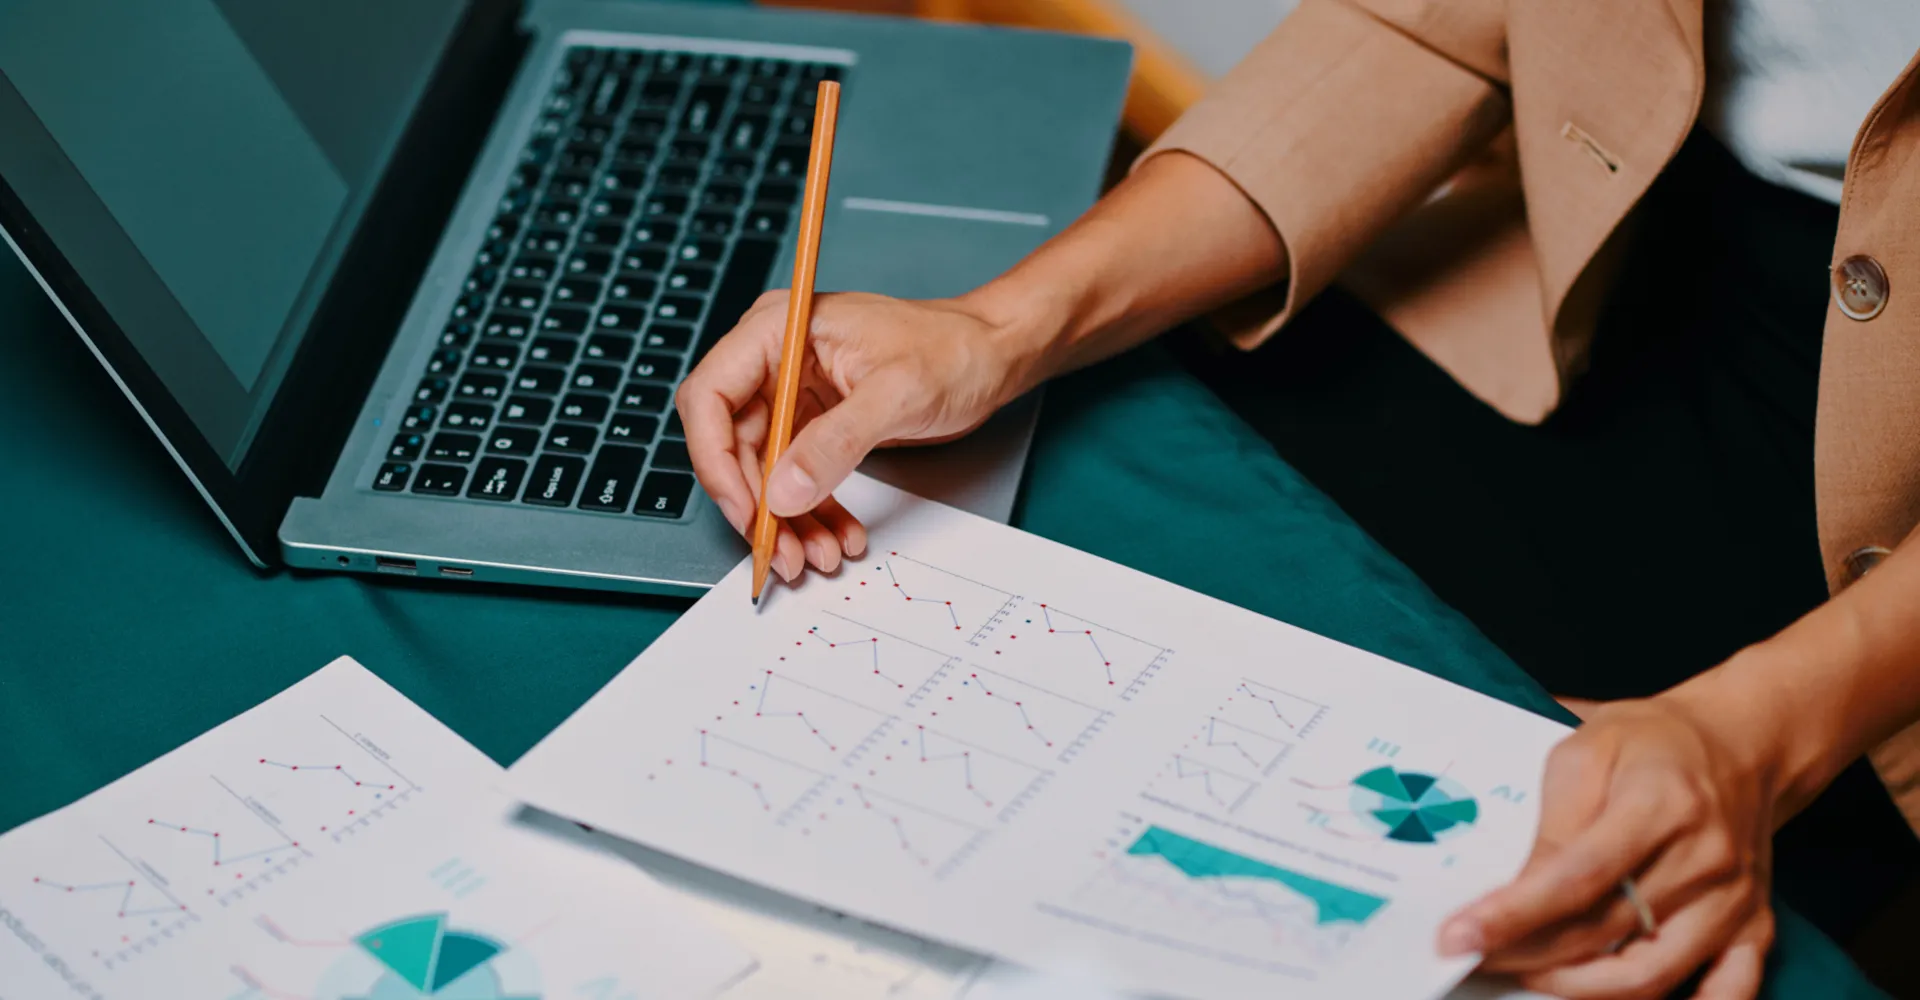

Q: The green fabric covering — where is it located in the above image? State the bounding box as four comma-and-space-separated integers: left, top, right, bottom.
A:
0, 257, 1882, 997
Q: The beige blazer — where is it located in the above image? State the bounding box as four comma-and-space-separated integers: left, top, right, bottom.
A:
1145, 0, 1920, 836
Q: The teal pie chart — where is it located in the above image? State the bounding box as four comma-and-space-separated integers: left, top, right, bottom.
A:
1349, 766, 1479, 844
350, 913, 535, 999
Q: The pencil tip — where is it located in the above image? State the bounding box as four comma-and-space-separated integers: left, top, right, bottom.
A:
751, 594, 759, 607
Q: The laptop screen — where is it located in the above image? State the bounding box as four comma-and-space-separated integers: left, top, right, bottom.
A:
0, 0, 469, 469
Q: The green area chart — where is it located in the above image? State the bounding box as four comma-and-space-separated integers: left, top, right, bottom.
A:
1125, 825, 1388, 925
354, 913, 534, 999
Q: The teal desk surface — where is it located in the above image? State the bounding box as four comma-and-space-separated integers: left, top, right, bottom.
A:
0, 254, 1882, 997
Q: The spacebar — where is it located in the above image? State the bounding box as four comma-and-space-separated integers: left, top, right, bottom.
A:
694, 239, 779, 363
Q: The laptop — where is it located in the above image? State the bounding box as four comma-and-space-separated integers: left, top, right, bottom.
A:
0, 0, 1129, 595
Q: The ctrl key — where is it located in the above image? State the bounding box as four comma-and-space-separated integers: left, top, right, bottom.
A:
411, 463, 468, 496
373, 462, 412, 491
634, 471, 694, 519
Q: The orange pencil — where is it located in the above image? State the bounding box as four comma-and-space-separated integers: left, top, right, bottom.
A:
752, 80, 841, 605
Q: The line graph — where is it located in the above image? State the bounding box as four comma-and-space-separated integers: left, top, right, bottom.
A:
910, 661, 1112, 765
145, 818, 290, 868
1187, 716, 1295, 775
846, 724, 1053, 824
986, 601, 1172, 704
1225, 679, 1329, 739
656, 730, 833, 816
32, 836, 200, 970
776, 613, 956, 701
710, 670, 894, 767
833, 783, 987, 872
1152, 755, 1259, 814
237, 715, 425, 844
830, 551, 1019, 648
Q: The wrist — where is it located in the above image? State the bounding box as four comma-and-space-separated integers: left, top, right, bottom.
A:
960, 265, 1104, 404
1666, 646, 1852, 822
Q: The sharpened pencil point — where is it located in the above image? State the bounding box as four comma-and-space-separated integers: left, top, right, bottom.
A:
751, 594, 759, 606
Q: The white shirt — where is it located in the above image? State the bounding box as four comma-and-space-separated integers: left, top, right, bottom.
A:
1703, 0, 1920, 203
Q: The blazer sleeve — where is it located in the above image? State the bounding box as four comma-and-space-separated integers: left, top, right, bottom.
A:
1142, 0, 1514, 348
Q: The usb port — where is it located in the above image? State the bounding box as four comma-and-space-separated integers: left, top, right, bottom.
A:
438, 565, 475, 578
374, 557, 417, 575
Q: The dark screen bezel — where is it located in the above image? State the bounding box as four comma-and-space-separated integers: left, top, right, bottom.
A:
0, 0, 524, 566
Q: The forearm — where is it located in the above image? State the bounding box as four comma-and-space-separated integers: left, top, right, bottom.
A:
964, 151, 1286, 398
1671, 525, 1920, 820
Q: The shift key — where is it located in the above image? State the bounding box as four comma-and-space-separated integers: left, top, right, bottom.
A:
578, 445, 648, 511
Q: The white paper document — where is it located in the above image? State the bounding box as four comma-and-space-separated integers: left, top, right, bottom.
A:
508, 476, 1575, 1000
0, 657, 753, 1000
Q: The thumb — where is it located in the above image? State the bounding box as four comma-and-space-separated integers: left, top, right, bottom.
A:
766, 379, 912, 517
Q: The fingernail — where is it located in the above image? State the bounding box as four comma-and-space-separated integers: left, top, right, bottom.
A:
1437, 918, 1484, 957
767, 465, 817, 516
776, 552, 798, 582
802, 538, 825, 569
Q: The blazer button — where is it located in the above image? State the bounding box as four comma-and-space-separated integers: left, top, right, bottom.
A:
1833, 255, 1890, 321
1845, 545, 1893, 584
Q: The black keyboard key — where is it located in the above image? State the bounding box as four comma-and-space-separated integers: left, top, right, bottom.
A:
508, 255, 558, 282
700, 55, 739, 78
552, 278, 602, 304
500, 395, 554, 425
523, 454, 586, 507
642, 323, 695, 352
654, 438, 693, 471
588, 71, 630, 117
425, 347, 463, 375
559, 393, 611, 423
473, 239, 512, 268
755, 178, 800, 206
373, 462, 412, 491
415, 378, 451, 404
688, 212, 736, 237
630, 353, 682, 381
618, 381, 672, 413
440, 321, 476, 348
527, 337, 577, 365
656, 165, 700, 189
626, 110, 671, 139
587, 195, 634, 221
401, 405, 437, 431
520, 229, 570, 256
700, 183, 747, 211
634, 471, 695, 519
448, 292, 488, 321
668, 139, 714, 165
539, 306, 592, 334
751, 58, 791, 80
571, 364, 623, 393
457, 373, 508, 400
443, 403, 494, 431
482, 312, 533, 341
698, 238, 779, 360
607, 274, 655, 302
776, 108, 814, 141
678, 85, 730, 134
631, 220, 678, 246
677, 239, 727, 265
495, 283, 545, 313
714, 155, 757, 182
412, 463, 467, 496
514, 365, 567, 395
767, 143, 807, 178
609, 141, 656, 169
601, 167, 649, 194
743, 207, 787, 238
654, 295, 704, 324
595, 304, 647, 332
584, 334, 635, 362
606, 413, 659, 443
643, 193, 689, 217
618, 248, 667, 274
428, 432, 480, 462
569, 121, 615, 146
486, 214, 522, 241
468, 457, 529, 501
469, 345, 519, 370
556, 147, 601, 173
577, 223, 628, 249
487, 425, 542, 457
800, 63, 843, 83
545, 423, 599, 454
387, 433, 425, 461
563, 250, 613, 278
464, 265, 500, 295
666, 265, 715, 292
551, 173, 595, 201
723, 114, 768, 152
580, 444, 648, 511
533, 201, 580, 229
637, 78, 680, 107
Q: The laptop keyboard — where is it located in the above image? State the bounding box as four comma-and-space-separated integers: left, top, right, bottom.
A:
370, 45, 843, 520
